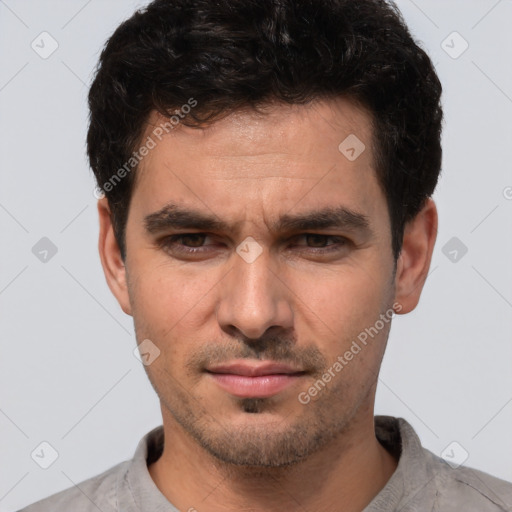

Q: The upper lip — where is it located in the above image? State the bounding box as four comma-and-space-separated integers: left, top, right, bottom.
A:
206, 361, 305, 377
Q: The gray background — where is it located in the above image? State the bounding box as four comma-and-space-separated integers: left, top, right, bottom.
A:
1, 0, 511, 510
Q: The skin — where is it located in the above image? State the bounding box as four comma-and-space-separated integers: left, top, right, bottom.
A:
97, 98, 437, 512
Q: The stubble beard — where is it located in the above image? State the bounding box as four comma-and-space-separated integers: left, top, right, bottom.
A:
153, 371, 360, 470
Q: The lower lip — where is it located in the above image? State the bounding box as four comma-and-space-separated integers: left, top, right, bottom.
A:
208, 373, 304, 398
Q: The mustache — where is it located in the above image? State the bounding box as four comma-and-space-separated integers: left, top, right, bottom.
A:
186, 332, 327, 374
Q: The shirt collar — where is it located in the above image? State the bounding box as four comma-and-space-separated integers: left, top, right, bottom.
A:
118, 424, 177, 511
116, 416, 433, 511
363, 415, 437, 511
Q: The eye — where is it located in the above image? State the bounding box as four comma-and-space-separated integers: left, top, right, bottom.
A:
291, 234, 349, 252
158, 233, 216, 255
157, 232, 350, 260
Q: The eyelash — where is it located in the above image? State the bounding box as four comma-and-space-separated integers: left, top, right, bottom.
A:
158, 233, 349, 256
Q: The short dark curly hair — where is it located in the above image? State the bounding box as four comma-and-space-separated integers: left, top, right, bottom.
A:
87, 0, 443, 262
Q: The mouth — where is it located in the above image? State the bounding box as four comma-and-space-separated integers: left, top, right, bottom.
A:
205, 360, 307, 398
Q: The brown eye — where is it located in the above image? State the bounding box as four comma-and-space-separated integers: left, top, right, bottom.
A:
159, 233, 214, 256
298, 234, 347, 248
180, 233, 207, 247
305, 234, 331, 247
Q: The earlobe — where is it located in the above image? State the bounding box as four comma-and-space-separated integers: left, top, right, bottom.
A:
97, 198, 133, 316
394, 198, 438, 314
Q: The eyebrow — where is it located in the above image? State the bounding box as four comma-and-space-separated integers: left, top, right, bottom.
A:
144, 202, 373, 237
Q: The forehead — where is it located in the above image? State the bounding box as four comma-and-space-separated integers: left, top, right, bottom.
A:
140, 98, 374, 173
129, 98, 385, 233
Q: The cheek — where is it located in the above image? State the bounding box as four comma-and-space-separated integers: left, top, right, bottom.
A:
294, 266, 389, 332
290, 265, 394, 388
128, 263, 218, 344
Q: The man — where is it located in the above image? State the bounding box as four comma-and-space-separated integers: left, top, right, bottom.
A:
20, 0, 512, 511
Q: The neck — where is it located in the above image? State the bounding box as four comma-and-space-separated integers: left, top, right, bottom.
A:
148, 405, 398, 512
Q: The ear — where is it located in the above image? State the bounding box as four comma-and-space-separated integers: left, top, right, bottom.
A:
394, 198, 438, 314
97, 197, 132, 316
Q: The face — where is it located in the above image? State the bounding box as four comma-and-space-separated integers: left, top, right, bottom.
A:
99, 98, 430, 467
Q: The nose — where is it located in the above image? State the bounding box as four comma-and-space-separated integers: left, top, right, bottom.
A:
215, 246, 294, 340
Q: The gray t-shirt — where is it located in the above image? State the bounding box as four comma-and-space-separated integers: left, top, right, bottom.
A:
18, 416, 512, 511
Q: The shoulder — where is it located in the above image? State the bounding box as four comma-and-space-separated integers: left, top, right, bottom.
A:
18, 425, 164, 512
374, 416, 512, 512
424, 449, 512, 511
18, 460, 128, 512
